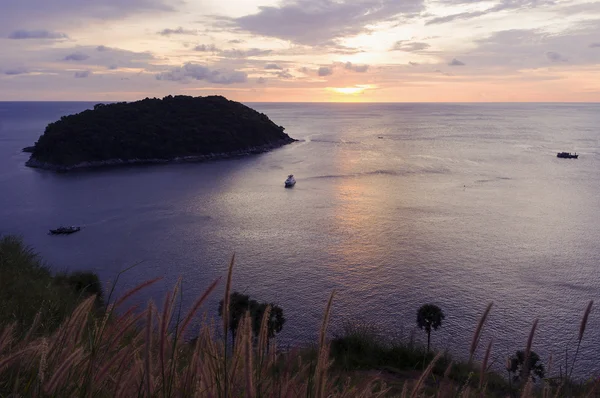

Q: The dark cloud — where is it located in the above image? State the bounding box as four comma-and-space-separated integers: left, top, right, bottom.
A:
8, 29, 68, 39
0, 0, 175, 32
156, 63, 247, 84
219, 48, 272, 58
265, 63, 283, 70
426, 0, 555, 25
158, 27, 197, 36
64, 52, 90, 61
448, 58, 465, 66
4, 67, 29, 75
74, 70, 91, 78
392, 40, 430, 52
194, 44, 219, 52
96, 45, 111, 52
256, 77, 266, 84
318, 66, 333, 76
276, 70, 293, 79
108, 65, 118, 70
229, 39, 244, 44
229, 0, 424, 45
546, 51, 567, 62
590, 43, 600, 48
344, 62, 369, 72
408, 61, 420, 66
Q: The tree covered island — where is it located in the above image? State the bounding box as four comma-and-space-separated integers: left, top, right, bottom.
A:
25, 95, 296, 171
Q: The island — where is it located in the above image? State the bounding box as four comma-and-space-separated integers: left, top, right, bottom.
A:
25, 95, 296, 171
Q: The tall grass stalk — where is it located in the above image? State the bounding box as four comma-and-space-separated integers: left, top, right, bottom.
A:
568, 300, 593, 380
469, 302, 493, 364
522, 319, 538, 383
478, 339, 492, 393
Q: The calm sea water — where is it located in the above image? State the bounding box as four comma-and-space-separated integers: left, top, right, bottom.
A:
1, 102, 599, 376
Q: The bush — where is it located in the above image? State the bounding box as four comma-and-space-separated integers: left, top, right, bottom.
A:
0, 235, 102, 335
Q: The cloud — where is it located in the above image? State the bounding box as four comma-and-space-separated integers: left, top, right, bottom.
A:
64, 52, 90, 61
427, 10, 488, 25
475, 29, 540, 47
590, 43, 600, 48
257, 77, 266, 84
392, 40, 430, 52
344, 62, 369, 72
229, 39, 243, 44
408, 61, 420, 66
158, 27, 197, 36
194, 44, 219, 52
53, 46, 157, 71
4, 67, 29, 75
434, 69, 453, 76
470, 28, 600, 70
1, 0, 175, 33
277, 70, 293, 79
156, 63, 247, 84
546, 51, 567, 62
219, 48, 272, 58
74, 70, 91, 78
229, 0, 424, 45
8, 29, 68, 39
265, 63, 283, 70
426, 0, 555, 25
321, 42, 364, 54
318, 66, 333, 76
448, 58, 465, 66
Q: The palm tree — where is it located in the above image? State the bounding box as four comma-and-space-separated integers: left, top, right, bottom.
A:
417, 304, 445, 351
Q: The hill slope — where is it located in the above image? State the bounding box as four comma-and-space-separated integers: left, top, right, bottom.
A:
26, 95, 296, 171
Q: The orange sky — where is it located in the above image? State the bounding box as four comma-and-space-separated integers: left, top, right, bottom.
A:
1, 0, 599, 101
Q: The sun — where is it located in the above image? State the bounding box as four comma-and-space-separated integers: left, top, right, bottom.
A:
329, 87, 366, 95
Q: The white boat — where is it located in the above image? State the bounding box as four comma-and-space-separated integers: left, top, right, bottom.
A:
284, 174, 296, 187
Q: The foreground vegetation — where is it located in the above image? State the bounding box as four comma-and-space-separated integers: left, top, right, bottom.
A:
26, 95, 295, 169
0, 235, 102, 335
0, 236, 598, 397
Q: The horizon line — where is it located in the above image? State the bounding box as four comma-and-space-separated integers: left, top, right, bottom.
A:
0, 100, 599, 104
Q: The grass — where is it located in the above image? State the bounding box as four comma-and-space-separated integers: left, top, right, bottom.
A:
329, 322, 512, 396
0, 235, 102, 336
1, 235, 599, 397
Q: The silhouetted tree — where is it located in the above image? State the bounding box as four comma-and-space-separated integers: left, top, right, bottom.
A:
219, 292, 285, 345
252, 303, 286, 340
218, 292, 254, 346
417, 304, 445, 351
507, 350, 545, 382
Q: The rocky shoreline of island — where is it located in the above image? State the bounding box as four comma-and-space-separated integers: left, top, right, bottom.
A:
25, 137, 296, 172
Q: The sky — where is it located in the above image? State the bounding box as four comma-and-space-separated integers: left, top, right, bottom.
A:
1, 0, 599, 102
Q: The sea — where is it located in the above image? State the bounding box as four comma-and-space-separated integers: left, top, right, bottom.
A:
1, 102, 599, 377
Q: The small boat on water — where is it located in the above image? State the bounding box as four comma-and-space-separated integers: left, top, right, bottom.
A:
557, 152, 578, 159
49, 226, 81, 235
284, 174, 296, 188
